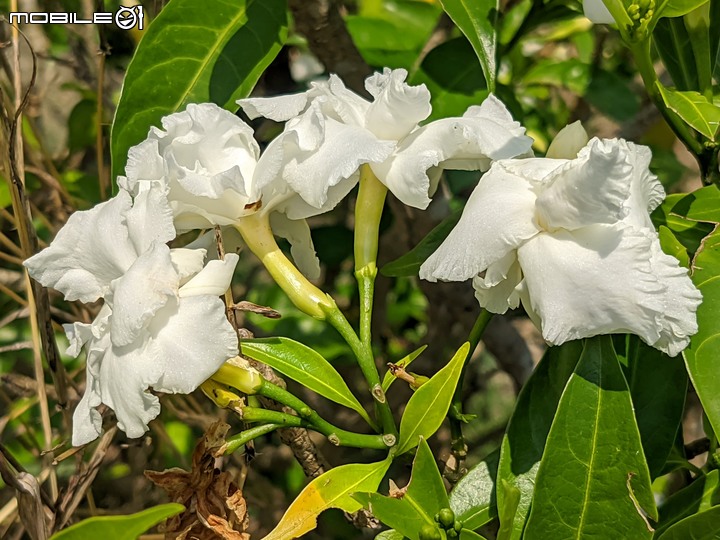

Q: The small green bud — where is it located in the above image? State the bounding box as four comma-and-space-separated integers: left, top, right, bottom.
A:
419, 524, 442, 540
437, 508, 456, 529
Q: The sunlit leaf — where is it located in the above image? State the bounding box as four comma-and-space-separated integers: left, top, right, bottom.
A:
263, 458, 391, 540
450, 449, 499, 531
396, 342, 470, 454
654, 470, 720, 537
657, 85, 720, 141
496, 341, 584, 540
655, 505, 720, 539
438, 0, 498, 91
50, 504, 184, 540
241, 337, 373, 426
382, 345, 428, 393
111, 0, 288, 180
524, 336, 656, 539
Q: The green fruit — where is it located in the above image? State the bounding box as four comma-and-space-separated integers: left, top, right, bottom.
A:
437, 507, 456, 529
419, 523, 442, 540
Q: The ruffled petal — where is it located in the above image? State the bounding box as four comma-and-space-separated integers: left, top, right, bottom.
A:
124, 183, 176, 254
535, 137, 633, 231
420, 163, 540, 282
169, 248, 207, 282
123, 139, 166, 189
374, 96, 533, 209
472, 250, 524, 314
516, 226, 673, 349
109, 243, 179, 347
545, 121, 589, 159
277, 173, 359, 221
238, 92, 311, 121
270, 213, 321, 280
364, 68, 431, 140
71, 366, 103, 446
648, 238, 702, 356
179, 253, 239, 297
149, 295, 239, 394
619, 140, 665, 230
24, 192, 137, 303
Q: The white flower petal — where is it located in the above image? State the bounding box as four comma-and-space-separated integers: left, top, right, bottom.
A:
583, 0, 615, 24
169, 248, 207, 282
109, 243, 179, 347
648, 239, 702, 356
374, 97, 533, 209
71, 367, 103, 446
238, 92, 311, 121
545, 121, 589, 159
179, 253, 239, 297
620, 140, 665, 230
279, 173, 360, 220
124, 183, 176, 254
420, 163, 540, 282
472, 250, 523, 314
124, 139, 166, 189
149, 295, 239, 394
516, 226, 671, 348
364, 68, 431, 140
536, 137, 632, 231
24, 192, 137, 303
270, 213, 321, 280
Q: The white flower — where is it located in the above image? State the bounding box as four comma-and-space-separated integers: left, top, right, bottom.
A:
24, 186, 239, 445
239, 68, 533, 212
583, 0, 615, 24
420, 137, 702, 356
120, 103, 261, 231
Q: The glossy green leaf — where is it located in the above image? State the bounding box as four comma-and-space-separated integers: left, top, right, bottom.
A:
659, 226, 690, 268
381, 209, 462, 277
615, 335, 688, 479
241, 338, 372, 425
410, 37, 488, 121
711, 0, 720, 81
670, 185, 720, 223
396, 342, 470, 454
382, 345, 428, 393
654, 17, 698, 91
111, 0, 288, 180
496, 341, 584, 540
449, 449, 499, 530
496, 480, 521, 540
656, 506, 720, 539
263, 458, 391, 540
354, 439, 447, 539
438, 0, 498, 91
461, 530, 489, 540
50, 503, 184, 540
524, 336, 656, 540
684, 225, 720, 438
655, 470, 720, 537
585, 69, 640, 120
657, 84, 720, 141
661, 0, 712, 18
376, 530, 406, 540
651, 194, 714, 256
684, 4, 714, 92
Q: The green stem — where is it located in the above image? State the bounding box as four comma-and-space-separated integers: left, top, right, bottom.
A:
324, 307, 397, 441
224, 423, 283, 454
449, 309, 494, 459
257, 378, 392, 450
629, 39, 704, 156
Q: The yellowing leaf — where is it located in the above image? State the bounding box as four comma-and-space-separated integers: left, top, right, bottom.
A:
262, 458, 391, 540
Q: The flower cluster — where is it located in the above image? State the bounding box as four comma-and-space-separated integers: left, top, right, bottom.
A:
25, 68, 700, 445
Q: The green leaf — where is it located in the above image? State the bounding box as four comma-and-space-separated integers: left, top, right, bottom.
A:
659, 226, 691, 268
396, 342, 470, 454
354, 438, 448, 540
651, 194, 714, 256
711, 0, 720, 81
410, 37, 488, 121
656, 506, 720, 539
461, 530, 489, 540
655, 470, 720, 537
438, 0, 498, 91
657, 84, 720, 141
382, 345, 428, 393
449, 449, 499, 530
496, 480, 521, 540
684, 4, 714, 93
263, 458, 391, 540
496, 341, 584, 540
684, 225, 720, 438
50, 503, 184, 540
585, 69, 640, 121
660, 0, 712, 19
615, 335, 688, 479
654, 17, 699, 91
376, 530, 406, 540
241, 337, 372, 426
381, 209, 462, 277
670, 185, 720, 224
110, 0, 288, 180
524, 336, 656, 540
